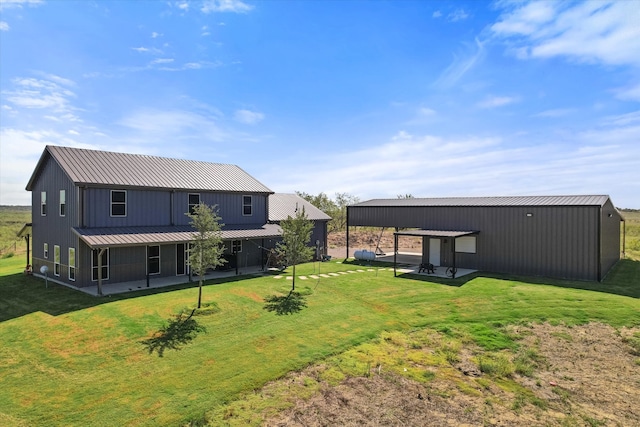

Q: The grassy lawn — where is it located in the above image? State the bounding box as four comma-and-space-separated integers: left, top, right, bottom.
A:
1, 254, 639, 426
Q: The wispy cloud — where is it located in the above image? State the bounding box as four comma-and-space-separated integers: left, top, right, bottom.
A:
201, 0, 253, 14
234, 109, 264, 125
151, 31, 162, 38
615, 83, 640, 102
433, 38, 485, 89
532, 108, 575, 118
131, 46, 164, 54
448, 8, 469, 22
2, 76, 77, 112
432, 11, 442, 19
492, 1, 640, 67
0, 21, 9, 31
477, 96, 519, 109
0, 0, 43, 11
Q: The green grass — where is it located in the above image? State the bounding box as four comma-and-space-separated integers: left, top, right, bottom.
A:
621, 210, 640, 261
0, 206, 30, 258
1, 255, 639, 426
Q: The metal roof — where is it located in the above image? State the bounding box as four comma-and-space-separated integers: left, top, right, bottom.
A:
352, 195, 612, 208
73, 223, 282, 249
27, 145, 273, 193
394, 230, 479, 238
268, 193, 331, 222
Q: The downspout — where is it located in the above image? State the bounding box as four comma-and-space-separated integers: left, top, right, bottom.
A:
597, 208, 602, 282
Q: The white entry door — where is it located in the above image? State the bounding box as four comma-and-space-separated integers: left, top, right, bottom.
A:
429, 238, 441, 266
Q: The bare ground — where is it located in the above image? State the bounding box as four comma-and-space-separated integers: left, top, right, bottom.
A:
265, 324, 640, 427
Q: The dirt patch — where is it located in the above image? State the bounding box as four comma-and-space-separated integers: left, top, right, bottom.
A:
265, 323, 640, 426
328, 228, 422, 259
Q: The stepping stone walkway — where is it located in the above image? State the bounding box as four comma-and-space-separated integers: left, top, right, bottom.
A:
271, 268, 385, 282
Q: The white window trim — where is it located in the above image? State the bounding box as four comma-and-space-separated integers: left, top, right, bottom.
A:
54, 245, 60, 277
242, 195, 252, 216
44, 243, 49, 259
59, 189, 66, 217
68, 247, 76, 281
92, 248, 110, 281
110, 190, 127, 217
41, 191, 47, 216
147, 245, 161, 275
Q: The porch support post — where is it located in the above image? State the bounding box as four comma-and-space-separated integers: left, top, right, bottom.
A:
345, 206, 350, 260
451, 238, 457, 279
97, 247, 106, 296
393, 232, 398, 277
25, 234, 30, 270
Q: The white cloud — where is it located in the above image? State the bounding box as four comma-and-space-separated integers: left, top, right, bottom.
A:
3, 77, 77, 111
150, 58, 175, 65
433, 38, 485, 89
477, 95, 519, 109
234, 109, 264, 125
432, 11, 442, 18
263, 116, 640, 208
448, 8, 469, 22
615, 83, 640, 102
131, 46, 163, 54
0, 0, 43, 11
492, 1, 640, 67
0, 21, 9, 31
151, 31, 162, 38
201, 0, 253, 14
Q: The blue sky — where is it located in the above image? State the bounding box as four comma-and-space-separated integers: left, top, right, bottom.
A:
1, 0, 639, 208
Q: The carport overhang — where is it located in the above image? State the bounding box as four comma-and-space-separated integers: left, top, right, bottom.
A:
392, 230, 479, 278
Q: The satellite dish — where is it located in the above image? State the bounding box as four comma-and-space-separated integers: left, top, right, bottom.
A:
40, 265, 49, 274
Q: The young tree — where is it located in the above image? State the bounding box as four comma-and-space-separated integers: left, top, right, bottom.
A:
277, 207, 314, 291
186, 203, 225, 308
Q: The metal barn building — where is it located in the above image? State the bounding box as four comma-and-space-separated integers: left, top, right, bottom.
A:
347, 196, 624, 281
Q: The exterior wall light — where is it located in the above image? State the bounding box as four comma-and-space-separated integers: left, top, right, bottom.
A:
526, 213, 533, 217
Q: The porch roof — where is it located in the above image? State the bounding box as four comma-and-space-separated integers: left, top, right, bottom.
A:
73, 223, 282, 249
393, 229, 479, 238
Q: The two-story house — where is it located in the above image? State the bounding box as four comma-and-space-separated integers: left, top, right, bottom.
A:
25, 145, 330, 291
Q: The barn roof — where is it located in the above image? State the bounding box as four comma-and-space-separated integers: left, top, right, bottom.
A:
268, 193, 331, 222
26, 145, 273, 194
352, 195, 613, 208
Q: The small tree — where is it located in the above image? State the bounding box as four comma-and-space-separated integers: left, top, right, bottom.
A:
186, 203, 225, 308
277, 207, 314, 290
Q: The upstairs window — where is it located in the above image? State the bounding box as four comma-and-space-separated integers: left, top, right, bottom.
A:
188, 193, 200, 215
59, 190, 66, 217
41, 191, 47, 216
242, 195, 252, 216
111, 190, 126, 217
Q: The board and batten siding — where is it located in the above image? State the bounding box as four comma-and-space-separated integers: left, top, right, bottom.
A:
349, 204, 602, 281
30, 156, 80, 285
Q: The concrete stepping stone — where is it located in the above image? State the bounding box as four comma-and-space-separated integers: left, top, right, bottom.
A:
319, 274, 331, 278
338, 271, 348, 275
309, 275, 319, 279
273, 275, 283, 279
299, 276, 308, 280
328, 272, 340, 276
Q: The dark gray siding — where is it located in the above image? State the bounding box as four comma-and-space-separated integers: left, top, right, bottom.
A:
83, 189, 268, 228
311, 221, 329, 257
349, 205, 601, 280
30, 156, 80, 286
600, 199, 622, 279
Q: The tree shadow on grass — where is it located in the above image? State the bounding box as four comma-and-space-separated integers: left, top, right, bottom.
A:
263, 290, 308, 315
140, 309, 206, 357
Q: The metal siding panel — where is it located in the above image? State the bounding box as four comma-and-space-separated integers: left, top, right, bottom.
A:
600, 199, 621, 278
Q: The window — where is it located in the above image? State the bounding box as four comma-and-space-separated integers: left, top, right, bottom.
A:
68, 247, 76, 281
242, 195, 252, 216
111, 190, 126, 217
232, 240, 242, 253
188, 193, 200, 215
148, 245, 160, 275
455, 236, 477, 254
59, 190, 66, 216
54, 245, 61, 276
41, 191, 47, 216
92, 249, 109, 281
44, 243, 49, 259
